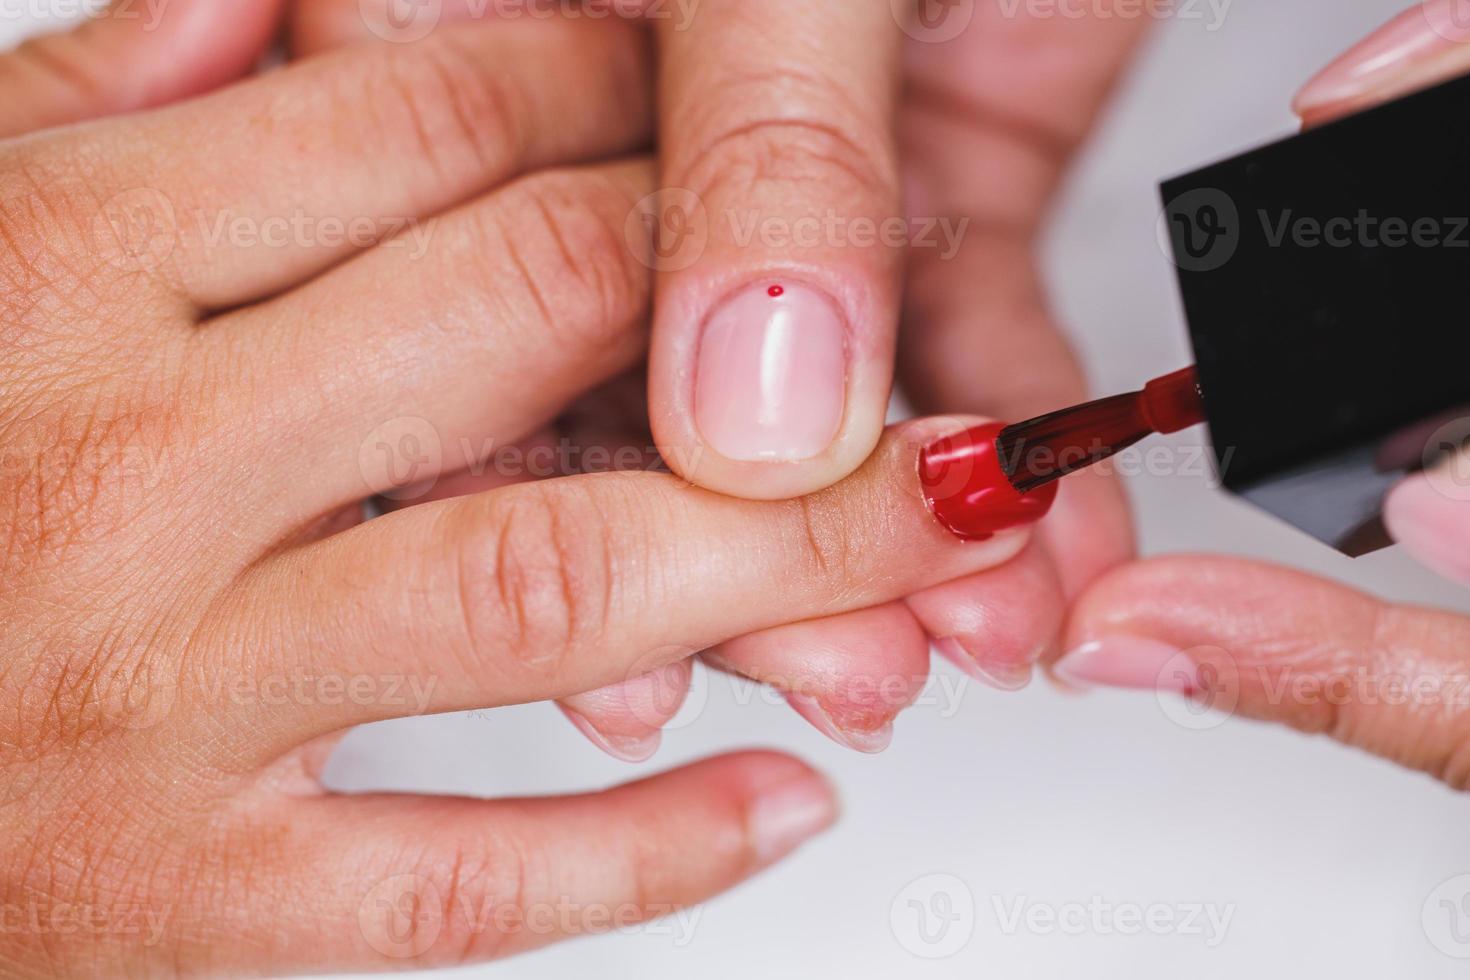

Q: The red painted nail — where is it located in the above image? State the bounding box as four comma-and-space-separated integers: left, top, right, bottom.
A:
919, 422, 1058, 541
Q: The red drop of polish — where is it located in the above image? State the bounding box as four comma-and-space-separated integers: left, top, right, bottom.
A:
768, 284, 785, 298
919, 422, 1058, 541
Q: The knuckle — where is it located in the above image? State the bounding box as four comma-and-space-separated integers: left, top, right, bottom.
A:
0, 151, 107, 318
0, 386, 187, 563
409, 827, 545, 963
453, 484, 617, 685
669, 70, 896, 206
367, 34, 529, 183
8, 623, 178, 755
490, 171, 648, 350
786, 493, 860, 597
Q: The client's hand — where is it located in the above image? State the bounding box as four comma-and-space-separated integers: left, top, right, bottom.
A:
0, 10, 1051, 975
277, 0, 1156, 754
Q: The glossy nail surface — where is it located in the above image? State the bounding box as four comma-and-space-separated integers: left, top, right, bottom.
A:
694, 282, 847, 462
748, 773, 839, 867
919, 422, 1058, 541
1053, 636, 1194, 693
557, 705, 661, 763
935, 637, 1033, 692
1293, 1, 1470, 119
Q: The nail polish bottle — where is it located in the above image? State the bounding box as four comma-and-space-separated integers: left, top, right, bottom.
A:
1157, 70, 1470, 554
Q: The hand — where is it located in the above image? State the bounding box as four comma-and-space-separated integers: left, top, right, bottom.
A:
1052, 4, 1470, 789
278, 0, 1150, 754
2, 0, 1078, 761
0, 7, 1049, 973
1058, 554, 1470, 788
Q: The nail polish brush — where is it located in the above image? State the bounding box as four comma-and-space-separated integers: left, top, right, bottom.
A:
994, 366, 1206, 494
933, 71, 1470, 555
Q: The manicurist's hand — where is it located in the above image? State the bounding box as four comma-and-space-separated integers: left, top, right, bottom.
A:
1292, 0, 1470, 587
0, 4, 1065, 973
1049, 4, 1470, 786
285, 0, 1153, 753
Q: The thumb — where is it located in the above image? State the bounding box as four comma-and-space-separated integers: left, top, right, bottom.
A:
1292, 0, 1470, 127
0, 0, 287, 138
1057, 555, 1470, 789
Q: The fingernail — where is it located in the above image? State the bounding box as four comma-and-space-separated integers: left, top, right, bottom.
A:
1385, 470, 1470, 585
784, 693, 893, 754
557, 705, 661, 763
1293, 1, 1470, 117
1053, 636, 1195, 693
919, 422, 1058, 541
935, 637, 1033, 692
694, 281, 847, 462
748, 772, 839, 866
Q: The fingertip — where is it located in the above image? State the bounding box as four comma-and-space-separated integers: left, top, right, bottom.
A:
650, 272, 891, 501
738, 758, 839, 869
0, 0, 288, 136
1291, 1, 1470, 127
1059, 554, 1244, 652
558, 704, 663, 763
557, 661, 694, 763
1037, 466, 1135, 598
785, 694, 894, 754
710, 604, 928, 753
1051, 635, 1193, 693
1385, 471, 1470, 586
907, 542, 1066, 692
667, 750, 839, 868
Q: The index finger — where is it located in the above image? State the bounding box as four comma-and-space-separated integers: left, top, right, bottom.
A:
217, 415, 1056, 755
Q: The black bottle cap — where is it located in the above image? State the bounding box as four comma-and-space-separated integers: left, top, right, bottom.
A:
1160, 72, 1470, 556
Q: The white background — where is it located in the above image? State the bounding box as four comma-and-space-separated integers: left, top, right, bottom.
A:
7, 1, 1470, 977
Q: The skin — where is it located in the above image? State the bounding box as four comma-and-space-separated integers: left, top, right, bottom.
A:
286, 0, 1151, 753
0, 7, 1069, 974
1061, 4, 1470, 793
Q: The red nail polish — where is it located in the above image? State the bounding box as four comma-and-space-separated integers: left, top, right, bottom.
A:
919, 422, 1058, 541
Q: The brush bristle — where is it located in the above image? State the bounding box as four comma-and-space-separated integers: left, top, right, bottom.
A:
997, 394, 1151, 493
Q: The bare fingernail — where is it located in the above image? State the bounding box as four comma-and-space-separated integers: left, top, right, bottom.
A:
694, 281, 847, 462
935, 637, 1033, 692
557, 705, 661, 763
748, 771, 839, 867
785, 692, 893, 754
1293, 0, 1470, 118
1053, 635, 1193, 693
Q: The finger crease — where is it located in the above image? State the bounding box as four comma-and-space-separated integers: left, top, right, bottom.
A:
908, 77, 1074, 168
